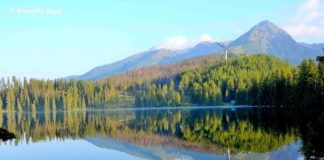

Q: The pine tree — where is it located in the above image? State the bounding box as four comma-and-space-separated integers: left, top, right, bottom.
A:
215, 86, 223, 105
17, 98, 23, 113
297, 59, 319, 106
31, 100, 37, 119
51, 97, 57, 122
174, 92, 181, 105
81, 96, 87, 109
51, 97, 56, 113
6, 88, 15, 112
0, 98, 3, 113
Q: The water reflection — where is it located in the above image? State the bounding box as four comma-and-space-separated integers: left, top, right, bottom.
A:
0, 106, 323, 159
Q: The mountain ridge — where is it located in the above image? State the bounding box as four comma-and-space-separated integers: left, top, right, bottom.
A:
67, 42, 223, 80
67, 20, 321, 81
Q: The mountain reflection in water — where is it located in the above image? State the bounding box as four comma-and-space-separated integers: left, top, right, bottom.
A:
0, 106, 322, 159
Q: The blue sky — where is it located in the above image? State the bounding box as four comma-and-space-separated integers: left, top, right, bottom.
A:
0, 0, 323, 79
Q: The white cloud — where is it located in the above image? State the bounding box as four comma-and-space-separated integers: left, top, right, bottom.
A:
299, 0, 319, 12
155, 34, 214, 50
283, 0, 324, 40
155, 36, 189, 50
200, 34, 214, 42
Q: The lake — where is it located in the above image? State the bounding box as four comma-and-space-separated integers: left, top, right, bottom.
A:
0, 106, 322, 160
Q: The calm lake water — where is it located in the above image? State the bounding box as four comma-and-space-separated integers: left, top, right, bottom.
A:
0, 106, 322, 160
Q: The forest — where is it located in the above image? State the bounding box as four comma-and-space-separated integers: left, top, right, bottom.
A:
136, 54, 324, 108
0, 54, 323, 113
0, 77, 129, 113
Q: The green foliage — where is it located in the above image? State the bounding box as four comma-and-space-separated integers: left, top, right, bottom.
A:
134, 108, 298, 153
136, 55, 295, 107
0, 98, 2, 113
135, 54, 323, 108
0, 79, 127, 112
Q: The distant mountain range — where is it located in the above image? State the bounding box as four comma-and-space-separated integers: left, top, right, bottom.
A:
66, 42, 223, 80
299, 42, 324, 52
66, 20, 322, 80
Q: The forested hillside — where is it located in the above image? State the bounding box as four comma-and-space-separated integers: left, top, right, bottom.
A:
107, 53, 223, 85
0, 54, 323, 113
136, 54, 323, 108
0, 53, 224, 112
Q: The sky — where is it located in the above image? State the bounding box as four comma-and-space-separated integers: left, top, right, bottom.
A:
0, 0, 323, 79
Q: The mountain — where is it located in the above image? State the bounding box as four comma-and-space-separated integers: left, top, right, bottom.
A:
68, 49, 178, 80
229, 20, 318, 63
67, 41, 223, 80
168, 41, 223, 62
67, 20, 322, 80
299, 42, 324, 52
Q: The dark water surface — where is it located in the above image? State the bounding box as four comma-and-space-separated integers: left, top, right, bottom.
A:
0, 106, 322, 160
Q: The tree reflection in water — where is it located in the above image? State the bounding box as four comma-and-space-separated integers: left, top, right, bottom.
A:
0, 107, 322, 159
